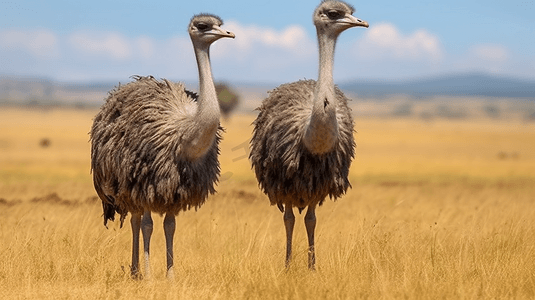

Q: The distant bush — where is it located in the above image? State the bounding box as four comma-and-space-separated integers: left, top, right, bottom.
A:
483, 104, 500, 118
525, 111, 535, 122
435, 104, 467, 119
215, 83, 240, 120
419, 111, 434, 120
39, 138, 50, 148
391, 103, 413, 117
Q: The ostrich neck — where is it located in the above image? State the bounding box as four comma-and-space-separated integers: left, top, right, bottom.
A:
186, 44, 221, 160
316, 32, 336, 92
303, 31, 339, 155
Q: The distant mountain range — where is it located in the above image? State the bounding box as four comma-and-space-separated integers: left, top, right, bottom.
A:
1, 73, 534, 107
340, 73, 535, 99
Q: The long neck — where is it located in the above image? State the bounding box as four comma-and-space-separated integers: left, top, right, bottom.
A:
195, 45, 220, 125
316, 31, 336, 93
186, 43, 221, 160
303, 30, 339, 154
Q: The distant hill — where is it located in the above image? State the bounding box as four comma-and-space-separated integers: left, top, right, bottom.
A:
340, 73, 535, 99
0, 76, 268, 111
0, 76, 116, 106
1, 73, 534, 108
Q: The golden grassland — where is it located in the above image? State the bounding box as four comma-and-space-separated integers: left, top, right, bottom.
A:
1, 107, 535, 299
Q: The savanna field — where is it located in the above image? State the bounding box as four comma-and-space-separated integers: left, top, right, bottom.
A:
1, 106, 535, 299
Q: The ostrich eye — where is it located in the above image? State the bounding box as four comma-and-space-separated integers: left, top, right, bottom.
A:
326, 10, 342, 20
196, 23, 209, 31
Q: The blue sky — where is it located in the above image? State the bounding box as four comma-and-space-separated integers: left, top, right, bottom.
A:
1, 0, 534, 83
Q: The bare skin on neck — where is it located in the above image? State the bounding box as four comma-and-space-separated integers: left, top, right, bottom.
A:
184, 43, 221, 160
303, 28, 340, 155
183, 21, 234, 160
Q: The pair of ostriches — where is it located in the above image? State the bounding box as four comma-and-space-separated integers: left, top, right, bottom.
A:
90, 0, 369, 279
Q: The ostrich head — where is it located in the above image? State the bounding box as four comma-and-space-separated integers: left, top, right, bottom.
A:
313, 0, 369, 36
188, 14, 235, 48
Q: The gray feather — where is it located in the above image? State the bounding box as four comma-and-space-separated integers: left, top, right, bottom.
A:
90, 76, 221, 226
250, 79, 355, 210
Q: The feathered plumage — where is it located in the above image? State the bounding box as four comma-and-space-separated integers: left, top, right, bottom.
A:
90, 14, 234, 279
249, 1, 367, 269
91, 76, 222, 226
250, 79, 354, 210
319, 0, 354, 14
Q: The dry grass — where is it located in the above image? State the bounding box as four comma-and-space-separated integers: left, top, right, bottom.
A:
1, 107, 534, 299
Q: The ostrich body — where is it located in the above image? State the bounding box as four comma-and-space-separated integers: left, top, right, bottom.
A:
90, 14, 234, 279
249, 0, 368, 269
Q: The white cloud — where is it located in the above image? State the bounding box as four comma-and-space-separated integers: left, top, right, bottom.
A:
68, 31, 132, 60
213, 20, 315, 59
150, 36, 196, 78
134, 36, 155, 60
44, 22, 314, 82
0, 29, 59, 58
206, 20, 318, 81
470, 44, 508, 62
447, 44, 512, 75
165, 36, 192, 56
2, 22, 533, 82
355, 23, 443, 62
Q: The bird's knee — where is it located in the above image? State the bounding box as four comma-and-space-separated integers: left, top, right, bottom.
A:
304, 211, 316, 227
283, 213, 294, 220
164, 214, 176, 234
283, 208, 295, 224
141, 214, 154, 234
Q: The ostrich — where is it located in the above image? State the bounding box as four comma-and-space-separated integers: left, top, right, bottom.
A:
249, 0, 368, 269
90, 14, 234, 279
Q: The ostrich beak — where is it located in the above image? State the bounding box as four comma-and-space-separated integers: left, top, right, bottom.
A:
339, 14, 369, 28
210, 25, 236, 39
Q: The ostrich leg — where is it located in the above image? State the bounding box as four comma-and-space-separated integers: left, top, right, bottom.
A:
141, 210, 153, 279
283, 206, 295, 268
130, 212, 142, 278
305, 205, 317, 270
164, 213, 176, 279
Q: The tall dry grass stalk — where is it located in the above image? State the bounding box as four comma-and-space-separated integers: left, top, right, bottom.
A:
1, 108, 534, 299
